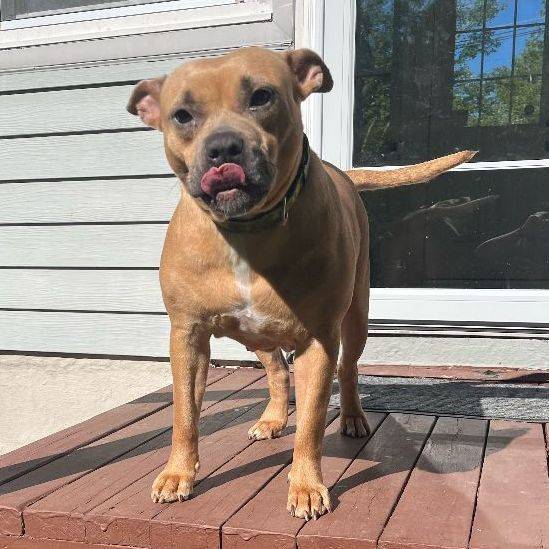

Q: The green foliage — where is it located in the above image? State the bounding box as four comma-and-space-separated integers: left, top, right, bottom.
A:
353, 0, 547, 165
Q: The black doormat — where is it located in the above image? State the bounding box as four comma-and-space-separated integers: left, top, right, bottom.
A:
329, 375, 549, 422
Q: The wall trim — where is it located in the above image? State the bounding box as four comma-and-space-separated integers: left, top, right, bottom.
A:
349, 158, 549, 173
0, 1, 272, 49
294, 0, 324, 155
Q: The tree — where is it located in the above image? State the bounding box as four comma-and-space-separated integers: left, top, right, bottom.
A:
453, 1, 545, 126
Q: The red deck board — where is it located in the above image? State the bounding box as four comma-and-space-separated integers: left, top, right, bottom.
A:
147, 408, 339, 549
0, 403, 174, 536
297, 413, 436, 549
543, 423, 549, 464
469, 420, 549, 549
2, 368, 548, 549
221, 411, 386, 549
0, 368, 251, 537
0, 533, 146, 548
0, 387, 175, 490
378, 417, 487, 549
23, 369, 268, 542
82, 375, 288, 547
0, 368, 228, 491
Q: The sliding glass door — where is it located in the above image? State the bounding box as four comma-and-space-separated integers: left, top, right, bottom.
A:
321, 0, 549, 332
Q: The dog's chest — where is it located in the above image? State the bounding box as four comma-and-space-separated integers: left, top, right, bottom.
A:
210, 249, 297, 350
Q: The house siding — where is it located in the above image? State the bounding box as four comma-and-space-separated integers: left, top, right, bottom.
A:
0, 0, 293, 358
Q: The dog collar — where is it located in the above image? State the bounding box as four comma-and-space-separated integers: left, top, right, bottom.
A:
215, 134, 310, 233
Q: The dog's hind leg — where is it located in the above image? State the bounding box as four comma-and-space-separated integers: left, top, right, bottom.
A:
248, 348, 290, 440
337, 265, 371, 438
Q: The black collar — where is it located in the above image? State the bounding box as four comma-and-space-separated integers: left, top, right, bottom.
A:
215, 134, 310, 232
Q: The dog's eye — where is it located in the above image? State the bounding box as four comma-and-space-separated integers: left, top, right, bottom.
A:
173, 109, 193, 124
250, 88, 273, 108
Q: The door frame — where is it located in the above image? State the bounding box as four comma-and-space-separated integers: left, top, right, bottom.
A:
296, 0, 549, 335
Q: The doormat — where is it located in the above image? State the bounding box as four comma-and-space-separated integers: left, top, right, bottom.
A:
329, 375, 549, 422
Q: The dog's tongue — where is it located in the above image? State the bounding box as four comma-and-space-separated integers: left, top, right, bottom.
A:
200, 163, 246, 197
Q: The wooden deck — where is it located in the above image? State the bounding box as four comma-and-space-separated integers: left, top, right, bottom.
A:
0, 366, 547, 549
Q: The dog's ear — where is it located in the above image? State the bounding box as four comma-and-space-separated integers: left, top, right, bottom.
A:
283, 49, 333, 100
127, 76, 166, 130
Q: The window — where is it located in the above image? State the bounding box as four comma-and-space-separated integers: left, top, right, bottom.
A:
352, 0, 549, 293
0, 0, 268, 47
453, 0, 545, 127
1, 1, 175, 21
0, 0, 240, 28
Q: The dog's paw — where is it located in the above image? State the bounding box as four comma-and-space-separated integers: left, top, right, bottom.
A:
248, 418, 286, 440
151, 468, 195, 503
339, 411, 370, 438
287, 478, 331, 521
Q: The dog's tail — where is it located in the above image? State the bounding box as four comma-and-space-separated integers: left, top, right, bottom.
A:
346, 150, 477, 191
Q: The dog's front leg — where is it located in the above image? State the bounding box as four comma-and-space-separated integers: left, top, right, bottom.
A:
151, 323, 210, 503
287, 336, 338, 520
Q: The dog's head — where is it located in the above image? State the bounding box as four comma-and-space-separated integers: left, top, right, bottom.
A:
127, 47, 332, 220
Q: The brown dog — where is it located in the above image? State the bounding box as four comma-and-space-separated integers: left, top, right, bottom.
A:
127, 46, 474, 520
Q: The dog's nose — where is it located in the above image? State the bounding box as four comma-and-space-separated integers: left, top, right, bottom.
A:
205, 131, 244, 166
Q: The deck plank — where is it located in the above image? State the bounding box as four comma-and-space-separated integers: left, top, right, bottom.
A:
147, 408, 339, 549
23, 371, 268, 542
82, 378, 296, 548
0, 368, 227, 488
297, 413, 435, 549
469, 420, 549, 549
221, 412, 386, 549
378, 417, 487, 549
0, 533, 146, 548
3, 372, 547, 549
0, 368, 256, 536
0, 382, 171, 486
543, 423, 549, 470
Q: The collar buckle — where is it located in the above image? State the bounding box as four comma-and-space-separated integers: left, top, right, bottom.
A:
282, 196, 289, 225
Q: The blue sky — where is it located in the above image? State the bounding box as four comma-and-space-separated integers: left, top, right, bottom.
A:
456, 1, 545, 76
485, 0, 544, 26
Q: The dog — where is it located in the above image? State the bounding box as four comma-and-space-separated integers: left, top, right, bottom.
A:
127, 46, 474, 520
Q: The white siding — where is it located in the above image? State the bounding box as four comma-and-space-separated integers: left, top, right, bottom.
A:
0, 3, 293, 358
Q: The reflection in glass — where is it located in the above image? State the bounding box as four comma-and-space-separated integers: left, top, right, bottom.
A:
457, 0, 487, 30
367, 169, 549, 288
354, 1, 393, 73
517, 0, 545, 25
481, 78, 511, 125
354, 76, 392, 165
483, 28, 514, 78
485, 0, 515, 28
455, 31, 483, 78
476, 211, 549, 281
453, 80, 480, 126
354, 0, 549, 289
514, 25, 544, 76
354, 0, 395, 166
511, 76, 541, 124
354, 0, 548, 156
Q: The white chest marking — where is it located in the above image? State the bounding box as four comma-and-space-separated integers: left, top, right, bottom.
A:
228, 248, 268, 332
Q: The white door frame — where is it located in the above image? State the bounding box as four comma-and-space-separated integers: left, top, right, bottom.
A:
296, 0, 549, 333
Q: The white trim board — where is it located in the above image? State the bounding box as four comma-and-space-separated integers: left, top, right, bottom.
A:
370, 289, 549, 326
0, 1, 272, 49
1, 0, 234, 27
348, 158, 549, 172
295, 0, 324, 155
318, 0, 355, 167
